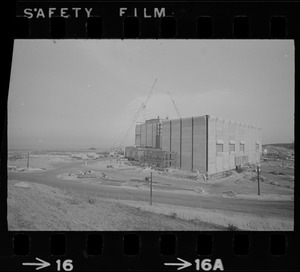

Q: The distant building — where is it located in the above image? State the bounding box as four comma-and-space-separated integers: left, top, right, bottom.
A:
125, 115, 262, 176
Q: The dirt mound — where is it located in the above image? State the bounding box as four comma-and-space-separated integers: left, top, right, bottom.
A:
78, 170, 96, 178
222, 190, 236, 198
160, 168, 207, 181
14, 182, 32, 188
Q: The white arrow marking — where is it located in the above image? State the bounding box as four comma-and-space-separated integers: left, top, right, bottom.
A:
22, 257, 50, 270
164, 257, 192, 270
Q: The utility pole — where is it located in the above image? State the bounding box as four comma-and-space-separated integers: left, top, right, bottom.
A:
27, 153, 30, 169
257, 164, 260, 196
150, 172, 153, 205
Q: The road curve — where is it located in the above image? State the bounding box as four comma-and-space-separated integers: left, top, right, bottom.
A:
8, 161, 294, 219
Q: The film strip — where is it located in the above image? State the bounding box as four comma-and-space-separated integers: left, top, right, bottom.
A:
12, 2, 297, 39
1, 0, 299, 271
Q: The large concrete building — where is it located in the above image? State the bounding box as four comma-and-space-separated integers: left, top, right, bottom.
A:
125, 115, 262, 176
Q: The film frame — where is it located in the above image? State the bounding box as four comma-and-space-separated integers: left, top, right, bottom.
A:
1, 0, 299, 271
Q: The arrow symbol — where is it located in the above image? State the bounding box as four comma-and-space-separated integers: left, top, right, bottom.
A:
22, 257, 50, 270
164, 257, 192, 270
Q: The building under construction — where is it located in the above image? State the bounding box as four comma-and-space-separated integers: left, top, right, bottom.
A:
125, 115, 262, 176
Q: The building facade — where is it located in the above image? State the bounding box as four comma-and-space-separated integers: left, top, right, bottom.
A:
126, 115, 262, 175
135, 118, 162, 149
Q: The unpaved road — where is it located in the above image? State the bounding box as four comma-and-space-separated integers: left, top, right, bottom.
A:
8, 159, 294, 220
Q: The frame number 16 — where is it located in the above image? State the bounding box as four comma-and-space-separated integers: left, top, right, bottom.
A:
56, 259, 73, 271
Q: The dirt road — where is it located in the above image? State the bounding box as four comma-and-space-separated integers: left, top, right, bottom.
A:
8, 160, 293, 219
7, 155, 294, 230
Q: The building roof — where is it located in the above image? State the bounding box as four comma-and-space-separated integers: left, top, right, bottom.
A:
157, 115, 261, 130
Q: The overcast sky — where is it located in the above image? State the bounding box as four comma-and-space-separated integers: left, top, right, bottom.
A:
8, 40, 294, 150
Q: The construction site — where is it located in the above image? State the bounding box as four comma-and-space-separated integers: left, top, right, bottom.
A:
7, 142, 294, 231
122, 80, 262, 178
7, 79, 293, 231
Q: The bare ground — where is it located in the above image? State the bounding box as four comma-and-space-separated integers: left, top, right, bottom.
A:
7, 181, 226, 231
118, 200, 293, 231
7, 147, 294, 231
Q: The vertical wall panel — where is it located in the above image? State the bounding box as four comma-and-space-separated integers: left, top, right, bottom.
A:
235, 123, 241, 156
171, 119, 181, 168
222, 119, 229, 170
255, 127, 262, 162
140, 124, 146, 147
248, 127, 254, 162
245, 125, 249, 154
135, 124, 141, 147
229, 121, 236, 169
146, 123, 152, 147
253, 127, 258, 161
229, 121, 235, 140
239, 124, 245, 143
216, 118, 223, 140
216, 118, 224, 171
216, 156, 223, 172
253, 127, 258, 162
136, 124, 141, 134
207, 116, 217, 174
181, 118, 193, 170
193, 116, 206, 172
161, 120, 170, 152
152, 123, 156, 148
135, 135, 141, 147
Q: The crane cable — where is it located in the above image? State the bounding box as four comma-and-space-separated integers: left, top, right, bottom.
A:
166, 90, 182, 119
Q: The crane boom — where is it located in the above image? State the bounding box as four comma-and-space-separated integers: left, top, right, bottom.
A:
113, 79, 158, 149
142, 78, 157, 109
167, 90, 182, 119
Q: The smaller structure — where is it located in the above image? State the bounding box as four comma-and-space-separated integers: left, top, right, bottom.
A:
124, 146, 177, 168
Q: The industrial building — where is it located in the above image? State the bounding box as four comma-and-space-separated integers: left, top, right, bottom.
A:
125, 115, 262, 176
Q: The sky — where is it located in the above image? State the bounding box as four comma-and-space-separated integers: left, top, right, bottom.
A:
8, 40, 294, 150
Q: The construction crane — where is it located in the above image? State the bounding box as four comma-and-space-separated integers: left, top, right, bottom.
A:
111, 79, 158, 154
167, 90, 182, 119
